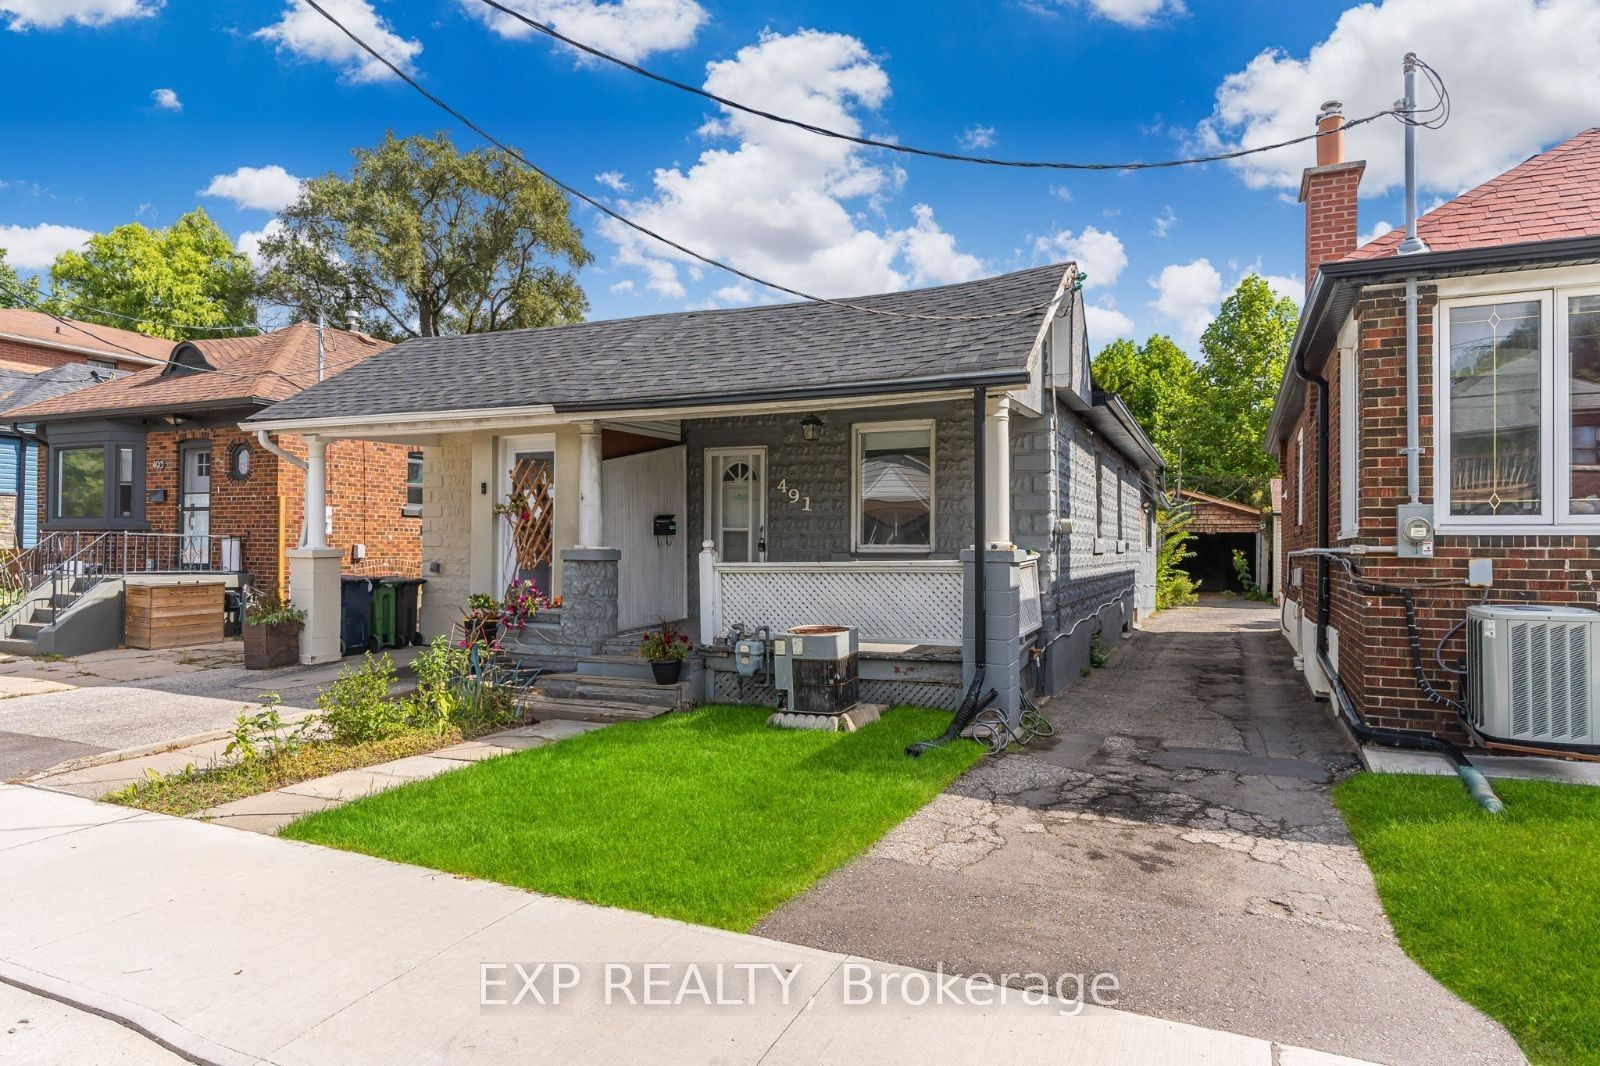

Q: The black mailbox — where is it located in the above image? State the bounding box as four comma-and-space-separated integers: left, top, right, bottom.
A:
653, 514, 678, 537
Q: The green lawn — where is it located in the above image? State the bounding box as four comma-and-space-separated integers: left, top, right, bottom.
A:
1334, 773, 1600, 1066
281, 705, 981, 931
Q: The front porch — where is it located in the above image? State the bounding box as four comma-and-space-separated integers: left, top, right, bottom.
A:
271, 386, 1041, 724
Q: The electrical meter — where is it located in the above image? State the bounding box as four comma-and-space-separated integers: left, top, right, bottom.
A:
1396, 504, 1434, 558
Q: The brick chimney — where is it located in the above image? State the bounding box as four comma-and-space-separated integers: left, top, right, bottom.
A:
1298, 100, 1364, 294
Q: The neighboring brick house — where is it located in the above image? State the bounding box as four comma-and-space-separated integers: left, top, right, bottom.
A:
0, 310, 170, 549
4, 322, 422, 597
1267, 115, 1600, 752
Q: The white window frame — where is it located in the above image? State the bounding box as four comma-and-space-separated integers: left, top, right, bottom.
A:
851, 419, 935, 554
1433, 290, 1555, 532
1556, 285, 1600, 525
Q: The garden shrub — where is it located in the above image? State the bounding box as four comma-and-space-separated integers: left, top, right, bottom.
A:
1155, 508, 1200, 609
317, 652, 406, 744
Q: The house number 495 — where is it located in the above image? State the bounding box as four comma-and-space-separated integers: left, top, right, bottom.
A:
776, 478, 812, 511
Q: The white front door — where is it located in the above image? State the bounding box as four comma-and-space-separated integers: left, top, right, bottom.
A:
705, 447, 766, 562
180, 445, 211, 568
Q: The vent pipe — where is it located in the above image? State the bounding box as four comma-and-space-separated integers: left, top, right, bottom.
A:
344, 308, 361, 332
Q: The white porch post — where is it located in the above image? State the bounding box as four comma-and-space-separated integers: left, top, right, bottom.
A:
578, 421, 603, 547
698, 540, 722, 646
289, 433, 341, 664
984, 395, 1012, 548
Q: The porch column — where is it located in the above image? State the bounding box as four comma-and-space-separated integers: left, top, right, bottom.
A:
984, 396, 1012, 548
289, 433, 339, 664
304, 434, 328, 550
577, 421, 603, 547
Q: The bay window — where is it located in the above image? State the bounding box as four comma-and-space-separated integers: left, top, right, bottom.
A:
44, 425, 146, 529
1437, 284, 1600, 529
853, 421, 934, 551
56, 448, 106, 520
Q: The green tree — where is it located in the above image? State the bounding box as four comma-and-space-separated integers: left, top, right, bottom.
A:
1186, 274, 1299, 502
1091, 333, 1200, 463
0, 246, 39, 308
258, 131, 591, 339
48, 209, 257, 341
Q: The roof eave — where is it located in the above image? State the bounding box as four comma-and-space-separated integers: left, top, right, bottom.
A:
15, 397, 273, 424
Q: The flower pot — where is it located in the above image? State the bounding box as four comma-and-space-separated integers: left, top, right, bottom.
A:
244, 621, 301, 670
465, 618, 500, 648
650, 659, 683, 685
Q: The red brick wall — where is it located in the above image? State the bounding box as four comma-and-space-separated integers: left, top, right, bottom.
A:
0, 337, 148, 376
1278, 281, 1600, 740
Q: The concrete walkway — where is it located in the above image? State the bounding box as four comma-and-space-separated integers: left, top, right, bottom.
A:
0, 785, 1369, 1065
756, 601, 1524, 1065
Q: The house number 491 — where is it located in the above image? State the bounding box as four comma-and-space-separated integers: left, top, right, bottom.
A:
776, 478, 812, 511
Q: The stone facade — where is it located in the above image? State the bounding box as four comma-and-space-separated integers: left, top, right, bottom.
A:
558, 549, 621, 647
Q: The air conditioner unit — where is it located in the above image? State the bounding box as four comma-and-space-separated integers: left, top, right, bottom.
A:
1466, 604, 1600, 747
773, 625, 860, 715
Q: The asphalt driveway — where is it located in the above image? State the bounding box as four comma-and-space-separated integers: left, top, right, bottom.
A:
755, 599, 1522, 1065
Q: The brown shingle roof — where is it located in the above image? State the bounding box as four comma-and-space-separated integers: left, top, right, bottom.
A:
1347, 127, 1600, 261
4, 322, 392, 422
0, 308, 174, 363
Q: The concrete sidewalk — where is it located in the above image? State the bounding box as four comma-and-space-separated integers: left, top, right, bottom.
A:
0, 786, 1371, 1065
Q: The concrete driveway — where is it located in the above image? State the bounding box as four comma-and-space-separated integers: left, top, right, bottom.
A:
756, 600, 1523, 1065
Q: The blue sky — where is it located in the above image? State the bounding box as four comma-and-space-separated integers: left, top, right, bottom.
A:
3, 0, 1598, 351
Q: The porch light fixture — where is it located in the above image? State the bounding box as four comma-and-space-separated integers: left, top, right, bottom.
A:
161, 414, 191, 427
800, 414, 825, 442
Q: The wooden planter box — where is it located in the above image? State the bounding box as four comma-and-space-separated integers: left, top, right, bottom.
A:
244, 621, 301, 670
125, 581, 226, 650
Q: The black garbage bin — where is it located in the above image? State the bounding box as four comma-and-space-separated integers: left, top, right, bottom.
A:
339, 575, 378, 655
379, 577, 427, 647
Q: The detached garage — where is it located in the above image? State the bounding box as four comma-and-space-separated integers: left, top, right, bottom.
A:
1175, 489, 1265, 594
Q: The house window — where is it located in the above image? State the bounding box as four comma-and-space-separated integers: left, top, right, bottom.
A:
1095, 458, 1105, 536
56, 448, 105, 520
1444, 298, 1545, 518
1565, 294, 1600, 514
1338, 344, 1358, 538
1116, 473, 1124, 540
853, 421, 934, 551
404, 451, 424, 516
116, 446, 134, 518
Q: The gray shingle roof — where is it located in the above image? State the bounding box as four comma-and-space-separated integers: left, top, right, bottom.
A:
250, 265, 1069, 425
0, 363, 127, 422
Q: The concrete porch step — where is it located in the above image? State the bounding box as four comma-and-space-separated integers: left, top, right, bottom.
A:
534, 672, 690, 710
575, 653, 656, 681
521, 692, 670, 723
0, 637, 38, 656
9, 623, 45, 641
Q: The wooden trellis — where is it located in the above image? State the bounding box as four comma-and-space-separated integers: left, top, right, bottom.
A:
507, 457, 554, 576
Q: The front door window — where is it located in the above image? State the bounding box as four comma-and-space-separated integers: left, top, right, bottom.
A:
180, 445, 211, 567
708, 449, 765, 562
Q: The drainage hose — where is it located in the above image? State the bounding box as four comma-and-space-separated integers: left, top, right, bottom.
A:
906, 669, 994, 757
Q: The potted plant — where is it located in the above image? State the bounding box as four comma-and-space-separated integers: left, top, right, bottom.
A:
243, 587, 305, 670
639, 621, 691, 685
497, 579, 544, 634
462, 593, 502, 648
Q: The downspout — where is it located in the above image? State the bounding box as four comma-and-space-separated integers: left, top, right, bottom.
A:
1398, 54, 1430, 501
257, 429, 309, 548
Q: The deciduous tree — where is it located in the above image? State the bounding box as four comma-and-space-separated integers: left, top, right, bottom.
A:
47, 209, 257, 340
258, 132, 591, 338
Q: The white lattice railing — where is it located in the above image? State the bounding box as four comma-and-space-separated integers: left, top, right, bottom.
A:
699, 548, 964, 646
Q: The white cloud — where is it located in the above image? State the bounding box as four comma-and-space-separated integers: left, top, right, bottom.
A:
150, 87, 181, 111
255, 0, 421, 84
1031, 225, 1127, 288
1026, 0, 1184, 28
594, 170, 631, 193
1198, 0, 1600, 198
602, 29, 984, 304
1049, 184, 1072, 202
1084, 303, 1135, 343
958, 124, 996, 149
900, 203, 984, 286
1150, 205, 1177, 238
1149, 258, 1222, 346
1258, 272, 1304, 306
608, 279, 636, 295
0, 0, 160, 30
460, 0, 705, 63
235, 219, 284, 268
202, 165, 305, 213
1358, 218, 1394, 246
0, 222, 91, 269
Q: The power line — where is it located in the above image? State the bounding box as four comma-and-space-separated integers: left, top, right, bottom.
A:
300, 0, 1053, 323
17, 290, 264, 335
471, 0, 1403, 173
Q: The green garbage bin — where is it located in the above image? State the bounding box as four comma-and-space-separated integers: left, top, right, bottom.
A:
371, 580, 400, 649
379, 577, 427, 646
